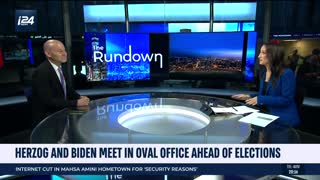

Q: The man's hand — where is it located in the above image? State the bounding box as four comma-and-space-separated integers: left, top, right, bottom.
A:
77, 96, 90, 107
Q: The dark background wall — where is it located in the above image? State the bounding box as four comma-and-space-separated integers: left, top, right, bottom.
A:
255, 0, 320, 36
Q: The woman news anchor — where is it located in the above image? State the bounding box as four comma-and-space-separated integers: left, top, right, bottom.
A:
232, 43, 300, 127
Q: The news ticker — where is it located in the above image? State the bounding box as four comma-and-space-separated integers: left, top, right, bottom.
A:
1, 163, 319, 175
0, 144, 319, 174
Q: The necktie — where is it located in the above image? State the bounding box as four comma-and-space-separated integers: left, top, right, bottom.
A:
58, 67, 66, 99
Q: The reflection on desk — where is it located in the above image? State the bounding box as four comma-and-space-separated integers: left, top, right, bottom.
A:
30, 93, 299, 144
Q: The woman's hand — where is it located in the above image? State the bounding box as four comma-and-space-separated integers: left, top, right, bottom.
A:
246, 96, 258, 106
231, 94, 251, 101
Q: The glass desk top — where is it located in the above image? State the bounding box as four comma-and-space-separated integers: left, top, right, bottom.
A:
31, 93, 300, 144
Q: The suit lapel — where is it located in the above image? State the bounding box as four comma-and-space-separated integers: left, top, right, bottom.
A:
46, 61, 65, 97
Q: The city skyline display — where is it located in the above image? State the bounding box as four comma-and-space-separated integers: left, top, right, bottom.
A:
169, 32, 244, 73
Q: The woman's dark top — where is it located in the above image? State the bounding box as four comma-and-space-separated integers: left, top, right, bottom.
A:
261, 81, 269, 112
262, 81, 268, 95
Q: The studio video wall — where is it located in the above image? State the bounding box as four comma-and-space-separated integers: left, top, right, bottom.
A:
84, 32, 257, 81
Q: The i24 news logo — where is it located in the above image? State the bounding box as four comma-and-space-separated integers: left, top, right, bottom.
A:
17, 16, 34, 26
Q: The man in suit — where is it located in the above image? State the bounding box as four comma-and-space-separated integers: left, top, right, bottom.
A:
32, 39, 90, 127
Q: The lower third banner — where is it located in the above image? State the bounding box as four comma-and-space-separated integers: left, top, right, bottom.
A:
1, 163, 320, 175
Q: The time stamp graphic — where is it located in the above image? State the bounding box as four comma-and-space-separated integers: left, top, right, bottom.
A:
284, 164, 303, 175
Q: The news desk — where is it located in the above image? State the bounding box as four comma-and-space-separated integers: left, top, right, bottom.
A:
30, 93, 300, 144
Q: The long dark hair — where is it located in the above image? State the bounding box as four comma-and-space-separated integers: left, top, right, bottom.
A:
263, 43, 287, 87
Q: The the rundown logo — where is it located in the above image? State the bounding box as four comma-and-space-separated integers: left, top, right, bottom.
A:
93, 45, 163, 68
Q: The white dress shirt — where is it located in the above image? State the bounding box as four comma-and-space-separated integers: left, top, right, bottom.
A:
48, 60, 66, 88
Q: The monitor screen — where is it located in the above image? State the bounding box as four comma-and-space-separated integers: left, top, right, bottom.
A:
85, 23, 126, 33
169, 32, 245, 73
128, 3, 210, 22
83, 5, 125, 23
129, 23, 168, 33
168, 23, 209, 33
2, 40, 30, 61
213, 2, 256, 21
212, 22, 240, 32
245, 32, 258, 81
84, 32, 168, 81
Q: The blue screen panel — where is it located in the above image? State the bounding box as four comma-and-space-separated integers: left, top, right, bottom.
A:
212, 23, 240, 32
27, 39, 34, 65
169, 32, 244, 73
105, 34, 150, 81
83, 5, 125, 23
128, 4, 165, 22
168, 23, 209, 33
84, 32, 106, 81
245, 32, 258, 81
242, 22, 255, 31
214, 2, 256, 21
85, 23, 126, 33
129, 23, 168, 33
128, 3, 210, 22
84, 33, 151, 81
164, 3, 210, 21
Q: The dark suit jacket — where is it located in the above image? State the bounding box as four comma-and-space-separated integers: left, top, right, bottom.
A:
32, 60, 80, 125
254, 68, 300, 127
